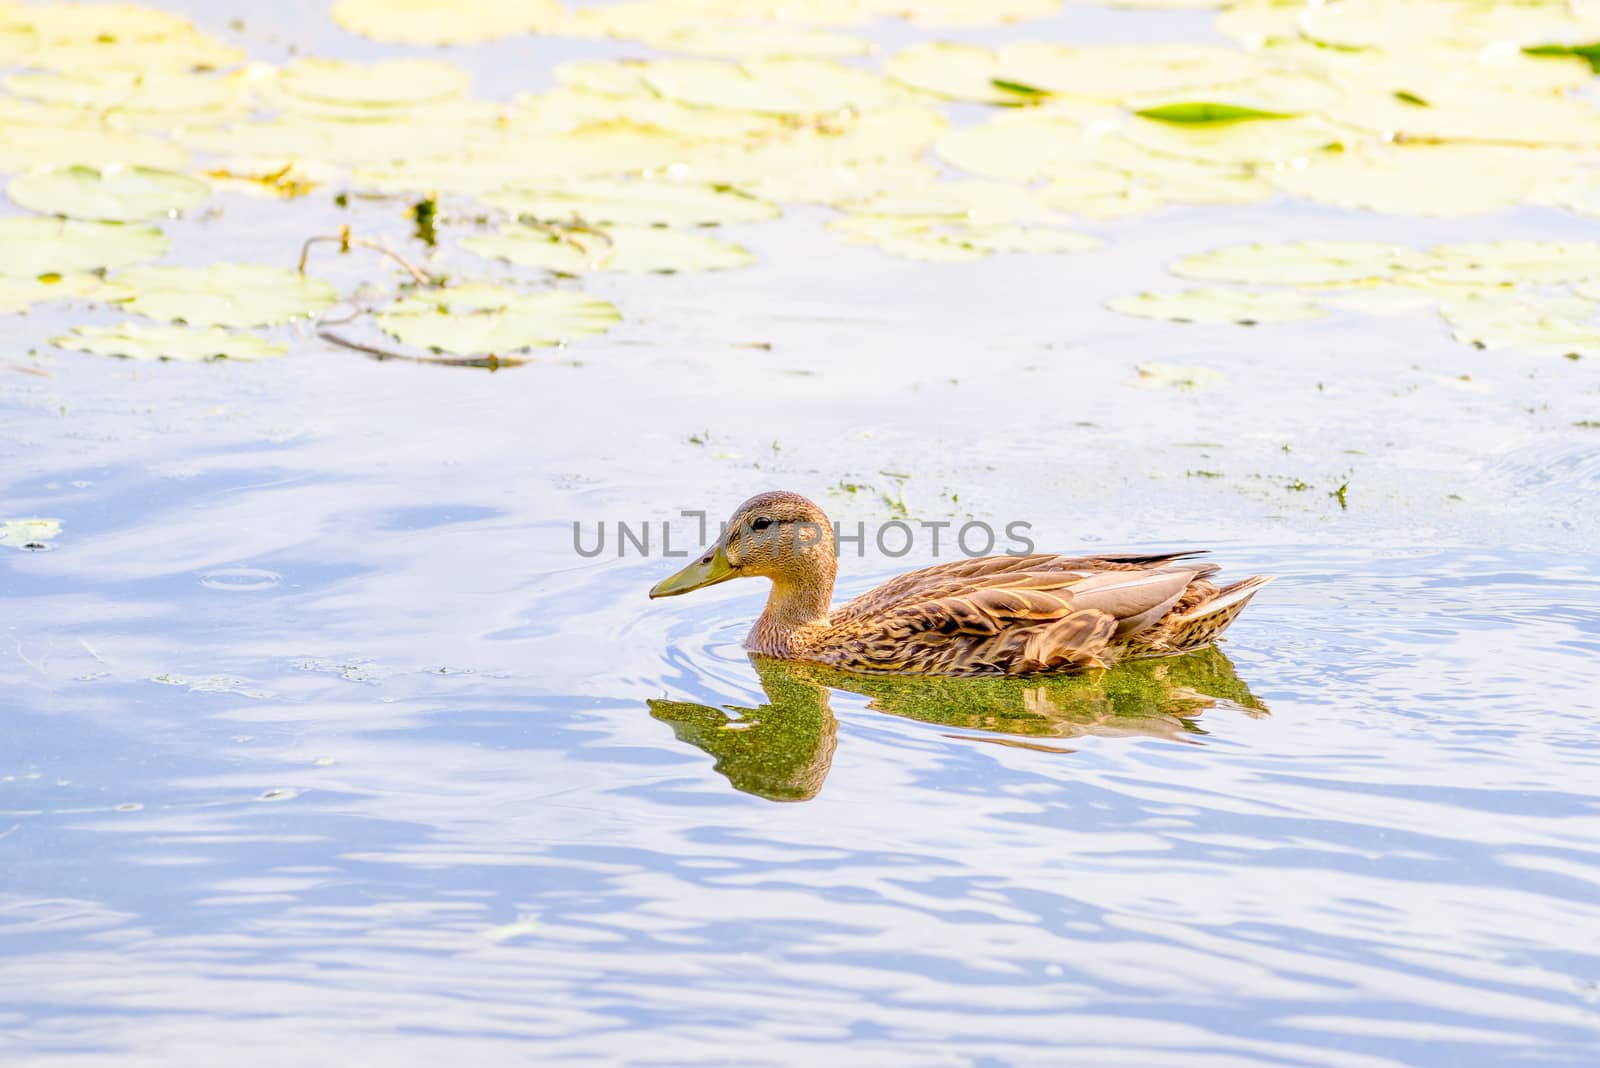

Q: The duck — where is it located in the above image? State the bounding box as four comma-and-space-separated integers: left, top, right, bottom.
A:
649, 490, 1271, 677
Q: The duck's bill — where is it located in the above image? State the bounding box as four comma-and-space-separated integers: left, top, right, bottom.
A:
649, 544, 737, 598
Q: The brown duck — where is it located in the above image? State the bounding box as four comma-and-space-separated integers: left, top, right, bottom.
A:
649, 491, 1271, 677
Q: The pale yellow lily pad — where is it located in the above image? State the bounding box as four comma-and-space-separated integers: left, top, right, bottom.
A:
9, 164, 209, 221
733, 160, 942, 205
4, 68, 243, 114
0, 125, 189, 172
642, 57, 918, 114
1442, 292, 1600, 358
1107, 288, 1328, 324
483, 179, 779, 227
1133, 362, 1227, 389
375, 284, 622, 355
885, 41, 1042, 104
998, 42, 1257, 99
570, 11, 873, 59
109, 263, 338, 327
829, 216, 1101, 262
330, 0, 562, 44
0, 217, 167, 277
0, 272, 109, 313
0, 518, 61, 551
1122, 114, 1349, 165
1424, 241, 1600, 285
463, 225, 754, 274
1173, 241, 1435, 286
1270, 144, 1544, 216
53, 322, 288, 361
274, 57, 471, 109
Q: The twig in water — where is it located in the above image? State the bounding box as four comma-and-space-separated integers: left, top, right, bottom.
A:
297, 226, 436, 286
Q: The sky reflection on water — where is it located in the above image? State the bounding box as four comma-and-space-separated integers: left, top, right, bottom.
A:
4, 1, 1600, 1065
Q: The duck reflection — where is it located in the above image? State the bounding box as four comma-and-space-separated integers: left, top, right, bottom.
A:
648, 646, 1268, 802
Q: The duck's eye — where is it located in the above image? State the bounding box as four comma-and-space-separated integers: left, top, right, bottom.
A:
750, 516, 774, 531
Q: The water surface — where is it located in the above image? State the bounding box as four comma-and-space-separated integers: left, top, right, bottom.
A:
3, 1, 1600, 1065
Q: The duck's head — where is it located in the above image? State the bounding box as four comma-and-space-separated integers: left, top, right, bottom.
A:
649, 490, 835, 599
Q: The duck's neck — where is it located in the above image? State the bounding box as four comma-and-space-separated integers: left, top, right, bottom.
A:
748, 560, 836, 655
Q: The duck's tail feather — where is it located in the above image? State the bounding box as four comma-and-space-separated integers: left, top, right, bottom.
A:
1167, 575, 1273, 650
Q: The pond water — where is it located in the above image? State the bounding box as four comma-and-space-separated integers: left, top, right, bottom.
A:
3, 1, 1600, 1065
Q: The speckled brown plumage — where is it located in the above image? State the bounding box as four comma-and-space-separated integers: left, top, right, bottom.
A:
650, 491, 1272, 678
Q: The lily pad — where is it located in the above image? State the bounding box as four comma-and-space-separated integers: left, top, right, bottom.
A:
999, 42, 1256, 98
642, 57, 916, 115
0, 126, 190, 172
1134, 102, 1296, 125
1107, 288, 1328, 325
375, 284, 622, 355
1172, 241, 1435, 286
0, 217, 167, 277
1133, 363, 1227, 389
483, 179, 779, 227
0, 272, 110, 313
885, 42, 1040, 104
568, 11, 873, 59
4, 68, 243, 115
1122, 114, 1348, 165
330, 0, 562, 44
829, 216, 1101, 262
1424, 241, 1600, 285
1270, 144, 1544, 216
53, 322, 288, 361
108, 264, 338, 327
274, 57, 471, 109
463, 225, 754, 274
1441, 293, 1600, 358
0, 518, 61, 551
9, 164, 209, 222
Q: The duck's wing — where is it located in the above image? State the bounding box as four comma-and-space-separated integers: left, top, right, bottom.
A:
827, 557, 1207, 675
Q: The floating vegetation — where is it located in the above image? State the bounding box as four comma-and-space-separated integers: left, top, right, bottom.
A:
51, 322, 288, 361
372, 284, 622, 358
8, 163, 209, 221
1109, 238, 1600, 358
0, 518, 61, 551
108, 263, 337, 327
0, 0, 1599, 366
0, 217, 168, 276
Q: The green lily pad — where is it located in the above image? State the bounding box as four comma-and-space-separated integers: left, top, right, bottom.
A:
375, 284, 621, 355
0, 518, 61, 551
1107, 288, 1329, 324
53, 322, 288, 362
108, 264, 338, 327
482, 179, 779, 227
1134, 102, 1296, 125
463, 225, 754, 274
9, 164, 210, 222
0, 217, 168, 277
